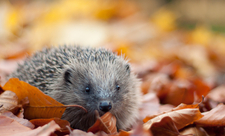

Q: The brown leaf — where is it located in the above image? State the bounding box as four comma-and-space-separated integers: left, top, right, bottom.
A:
1, 111, 34, 129
30, 118, 71, 134
146, 73, 171, 98
207, 85, 225, 103
180, 127, 209, 136
190, 78, 210, 101
143, 103, 203, 130
87, 111, 117, 134
0, 90, 19, 114
3, 78, 66, 119
195, 103, 225, 127
150, 116, 180, 136
162, 79, 194, 106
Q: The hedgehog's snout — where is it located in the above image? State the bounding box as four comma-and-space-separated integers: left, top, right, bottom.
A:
99, 100, 112, 112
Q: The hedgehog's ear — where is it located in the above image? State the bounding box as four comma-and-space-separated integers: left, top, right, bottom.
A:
125, 64, 130, 75
64, 68, 72, 84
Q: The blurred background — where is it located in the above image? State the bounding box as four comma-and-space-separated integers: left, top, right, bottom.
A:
1, 0, 225, 93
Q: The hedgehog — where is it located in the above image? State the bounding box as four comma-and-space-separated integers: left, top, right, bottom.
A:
9, 45, 141, 131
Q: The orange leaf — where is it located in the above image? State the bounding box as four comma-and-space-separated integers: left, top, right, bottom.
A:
30, 118, 71, 134
118, 130, 130, 136
3, 78, 66, 119
143, 103, 203, 130
87, 111, 117, 134
150, 116, 180, 136
162, 79, 194, 106
195, 103, 225, 126
190, 78, 210, 100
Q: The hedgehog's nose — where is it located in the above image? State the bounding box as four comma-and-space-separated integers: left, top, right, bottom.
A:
99, 101, 112, 112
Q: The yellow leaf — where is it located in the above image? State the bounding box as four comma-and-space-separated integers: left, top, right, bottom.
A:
151, 7, 177, 32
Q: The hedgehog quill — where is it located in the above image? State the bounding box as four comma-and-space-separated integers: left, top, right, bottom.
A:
9, 45, 141, 131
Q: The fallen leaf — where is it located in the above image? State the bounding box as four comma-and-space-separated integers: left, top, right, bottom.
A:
162, 79, 194, 106
139, 93, 160, 119
147, 73, 171, 98
118, 130, 131, 136
0, 90, 19, 114
150, 116, 180, 136
207, 85, 225, 103
1, 111, 34, 129
88, 111, 117, 134
0, 115, 32, 136
180, 127, 209, 136
30, 118, 70, 134
158, 104, 175, 113
190, 78, 210, 101
131, 122, 153, 136
143, 103, 203, 130
195, 103, 225, 127
3, 78, 66, 119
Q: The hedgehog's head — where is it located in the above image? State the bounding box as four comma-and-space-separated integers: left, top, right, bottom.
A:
50, 51, 141, 131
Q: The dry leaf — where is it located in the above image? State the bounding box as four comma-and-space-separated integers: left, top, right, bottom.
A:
158, 104, 175, 113
139, 93, 160, 119
195, 103, 225, 127
180, 127, 209, 136
207, 85, 225, 103
131, 122, 153, 136
0, 90, 19, 114
150, 116, 180, 136
0, 115, 32, 136
190, 78, 210, 101
146, 73, 171, 98
143, 103, 203, 130
88, 111, 117, 134
0, 116, 60, 136
162, 79, 194, 106
1, 111, 34, 129
3, 78, 66, 119
30, 118, 70, 134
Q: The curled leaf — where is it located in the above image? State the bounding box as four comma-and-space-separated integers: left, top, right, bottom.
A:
0, 90, 19, 114
88, 111, 117, 134
195, 103, 225, 126
144, 103, 203, 130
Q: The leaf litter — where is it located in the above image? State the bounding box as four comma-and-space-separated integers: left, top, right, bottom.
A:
1, 0, 225, 136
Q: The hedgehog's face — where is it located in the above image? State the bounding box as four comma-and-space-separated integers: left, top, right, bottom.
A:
58, 59, 140, 130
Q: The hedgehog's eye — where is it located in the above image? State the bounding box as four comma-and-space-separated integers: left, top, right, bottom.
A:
85, 86, 90, 93
116, 84, 120, 91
